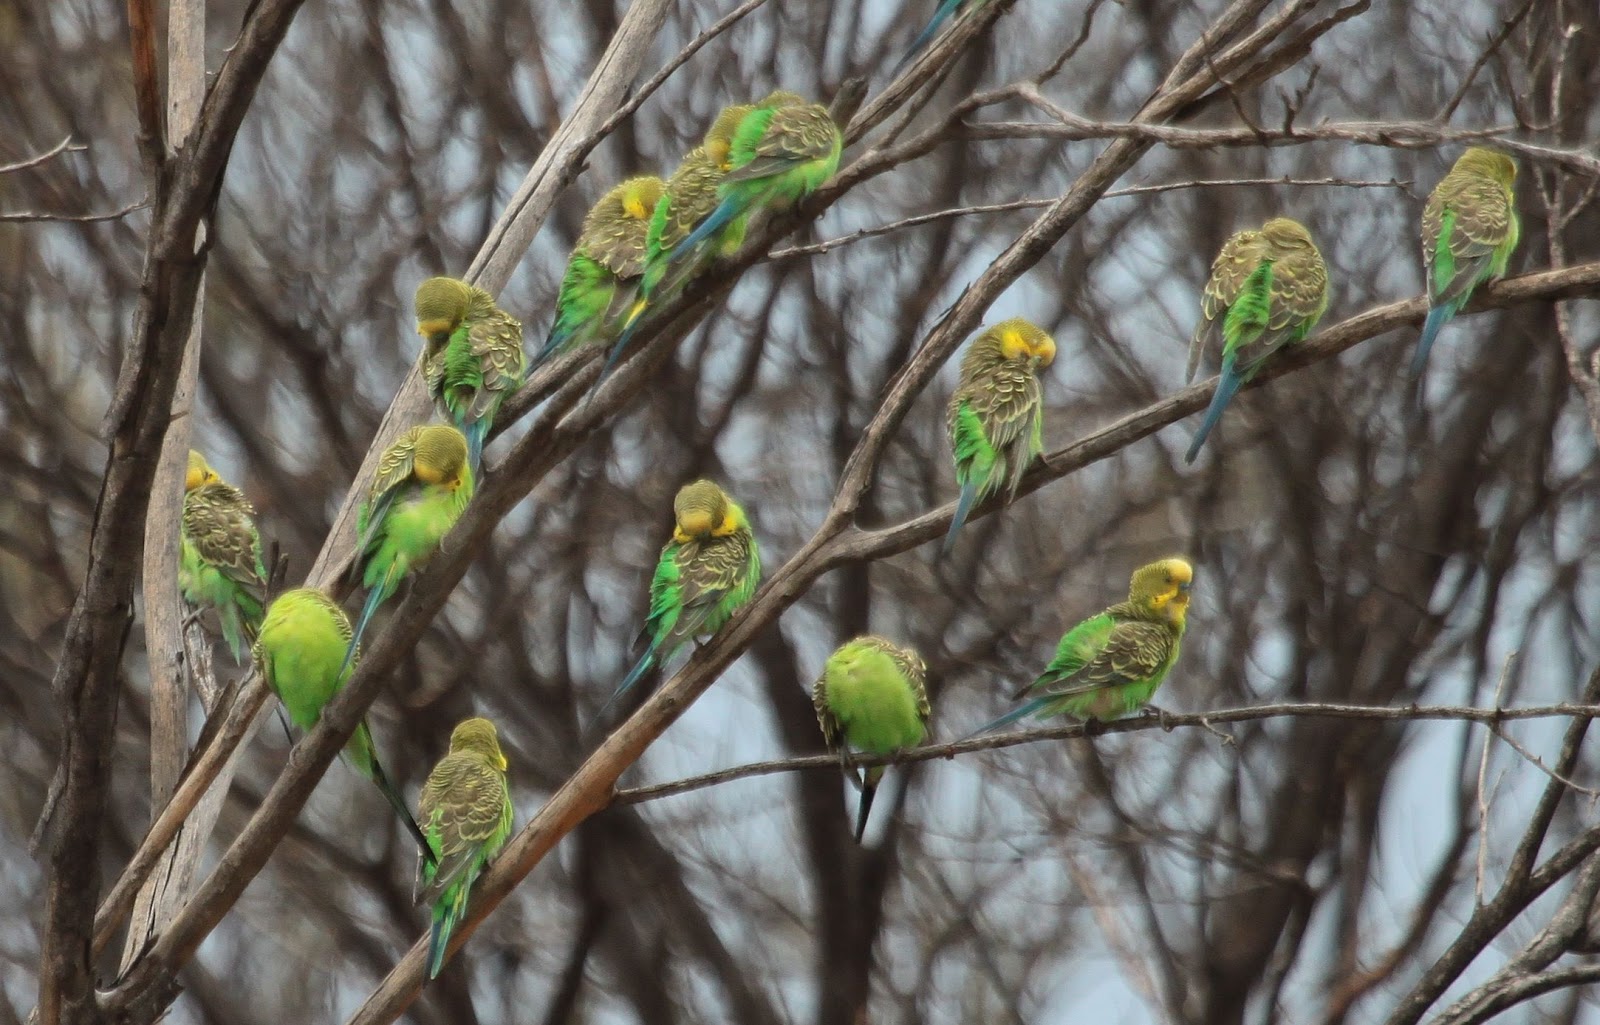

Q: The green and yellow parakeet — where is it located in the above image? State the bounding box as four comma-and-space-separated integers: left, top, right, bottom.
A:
530, 176, 664, 372
417, 716, 513, 979
414, 277, 526, 471
343, 424, 475, 677
973, 557, 1193, 734
1184, 217, 1327, 464
943, 318, 1056, 555
180, 450, 267, 664
253, 588, 434, 860
595, 104, 756, 392
667, 91, 842, 262
603, 479, 762, 714
1415, 147, 1520, 382
813, 636, 930, 841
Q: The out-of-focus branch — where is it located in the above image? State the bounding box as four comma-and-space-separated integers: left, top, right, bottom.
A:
0, 200, 148, 223
612, 700, 1600, 806
0, 136, 83, 174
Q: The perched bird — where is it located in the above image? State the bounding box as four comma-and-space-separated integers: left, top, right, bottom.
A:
414, 276, 526, 471
530, 176, 664, 373
417, 717, 513, 979
179, 450, 267, 664
972, 558, 1194, 734
813, 636, 931, 842
253, 588, 433, 861
593, 105, 756, 393
604, 479, 762, 715
895, 0, 973, 73
344, 424, 475, 676
668, 91, 842, 262
1184, 217, 1327, 464
1414, 147, 1520, 384
943, 318, 1056, 555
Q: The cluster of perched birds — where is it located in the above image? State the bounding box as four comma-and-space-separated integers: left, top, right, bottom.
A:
170, 3, 1523, 973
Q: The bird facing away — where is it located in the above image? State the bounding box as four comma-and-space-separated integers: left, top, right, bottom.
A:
594, 104, 756, 394
813, 636, 931, 842
417, 716, 513, 979
343, 424, 475, 677
603, 479, 763, 717
971, 558, 1194, 735
253, 588, 434, 861
1414, 148, 1520, 386
943, 318, 1057, 555
1184, 217, 1328, 464
414, 276, 526, 471
179, 450, 267, 664
531, 175, 664, 373
668, 91, 843, 262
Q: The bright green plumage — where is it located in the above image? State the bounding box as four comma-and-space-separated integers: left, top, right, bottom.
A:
417, 717, 513, 979
345, 425, 475, 677
1184, 217, 1328, 464
813, 636, 931, 841
532, 176, 664, 371
1414, 148, 1520, 384
179, 450, 267, 664
942, 318, 1056, 555
415, 277, 526, 470
253, 588, 433, 859
974, 558, 1194, 733
604, 479, 763, 714
666, 92, 842, 262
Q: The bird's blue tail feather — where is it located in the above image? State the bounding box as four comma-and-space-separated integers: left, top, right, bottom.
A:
529, 323, 568, 374
672, 197, 741, 262
940, 479, 979, 556
598, 643, 659, 722
962, 696, 1053, 742
1185, 362, 1244, 464
465, 419, 489, 475
853, 781, 879, 843
426, 904, 455, 979
894, 0, 964, 74
1411, 301, 1457, 382
339, 581, 388, 683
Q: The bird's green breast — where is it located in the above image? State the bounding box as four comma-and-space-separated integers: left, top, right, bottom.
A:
365, 487, 462, 587
827, 651, 927, 755
260, 600, 350, 732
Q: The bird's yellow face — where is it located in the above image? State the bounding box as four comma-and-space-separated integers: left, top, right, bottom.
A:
1461, 147, 1517, 187
993, 318, 1057, 369
672, 479, 739, 543
185, 450, 220, 491
411, 426, 469, 488
414, 277, 472, 343
705, 104, 755, 170
619, 177, 663, 221
1130, 557, 1194, 626
449, 717, 508, 771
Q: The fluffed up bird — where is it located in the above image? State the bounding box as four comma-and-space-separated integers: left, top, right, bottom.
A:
253, 588, 434, 861
943, 318, 1056, 555
180, 450, 267, 664
813, 636, 931, 842
531, 176, 664, 374
344, 424, 475, 677
414, 276, 526, 471
1184, 217, 1327, 464
417, 717, 513, 979
1414, 147, 1520, 387
668, 91, 842, 263
595, 105, 756, 393
603, 479, 762, 717
970, 558, 1193, 735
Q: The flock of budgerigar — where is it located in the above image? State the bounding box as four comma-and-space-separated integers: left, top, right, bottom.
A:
172, 2, 1522, 979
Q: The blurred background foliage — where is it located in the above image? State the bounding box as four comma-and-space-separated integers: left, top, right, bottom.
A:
3, 0, 1600, 1022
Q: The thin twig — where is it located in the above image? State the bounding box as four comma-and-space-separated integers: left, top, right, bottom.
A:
0, 199, 149, 223
0, 137, 83, 175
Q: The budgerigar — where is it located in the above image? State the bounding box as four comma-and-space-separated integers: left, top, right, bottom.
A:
1184, 218, 1327, 464
1414, 147, 1520, 384
344, 424, 475, 677
253, 588, 433, 860
594, 104, 757, 394
668, 91, 842, 262
895, 0, 975, 73
180, 450, 267, 664
417, 716, 513, 979
972, 558, 1193, 734
943, 318, 1056, 555
530, 176, 664, 373
414, 277, 526, 470
603, 479, 762, 715
813, 636, 930, 842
